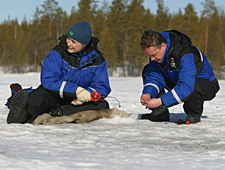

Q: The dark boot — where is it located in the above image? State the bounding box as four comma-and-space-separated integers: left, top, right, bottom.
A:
10, 83, 22, 93
5, 83, 23, 109
7, 90, 29, 124
141, 105, 170, 122
186, 114, 201, 124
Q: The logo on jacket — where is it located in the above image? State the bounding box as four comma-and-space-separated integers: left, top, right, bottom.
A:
169, 57, 177, 71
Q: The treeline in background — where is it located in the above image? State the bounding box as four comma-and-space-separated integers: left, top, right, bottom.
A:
0, 0, 225, 78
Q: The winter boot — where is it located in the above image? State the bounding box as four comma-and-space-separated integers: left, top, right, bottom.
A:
186, 114, 201, 124
141, 105, 170, 122
10, 83, 22, 93
5, 83, 22, 108
6, 83, 34, 109
7, 90, 29, 124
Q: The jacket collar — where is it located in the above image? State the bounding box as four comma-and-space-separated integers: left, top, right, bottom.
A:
58, 35, 99, 56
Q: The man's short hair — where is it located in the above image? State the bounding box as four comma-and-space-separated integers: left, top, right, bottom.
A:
140, 29, 167, 50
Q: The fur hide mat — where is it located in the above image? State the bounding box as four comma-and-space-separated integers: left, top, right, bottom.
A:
32, 108, 130, 125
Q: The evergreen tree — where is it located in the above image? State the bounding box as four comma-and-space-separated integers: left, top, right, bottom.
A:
92, 8, 106, 38
40, 0, 59, 39
169, 9, 183, 31
126, 0, 147, 75
15, 19, 30, 72
107, 0, 128, 76
99, 25, 118, 76
142, 8, 155, 30
77, 0, 94, 23
30, 7, 50, 71
0, 25, 3, 62
201, 0, 216, 55
155, 0, 170, 31
53, 8, 68, 39
183, 3, 200, 46
207, 9, 224, 78
218, 9, 225, 66
1, 20, 13, 71
67, 6, 79, 30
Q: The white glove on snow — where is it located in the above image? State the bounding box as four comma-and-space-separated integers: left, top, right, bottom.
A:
76, 86, 91, 103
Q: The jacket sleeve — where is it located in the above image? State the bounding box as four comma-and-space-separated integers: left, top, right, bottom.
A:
41, 50, 77, 100
85, 60, 111, 97
142, 60, 166, 98
161, 53, 197, 107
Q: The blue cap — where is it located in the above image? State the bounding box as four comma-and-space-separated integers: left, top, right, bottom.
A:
67, 21, 92, 45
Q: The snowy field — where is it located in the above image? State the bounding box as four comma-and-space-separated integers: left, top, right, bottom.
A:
0, 72, 225, 170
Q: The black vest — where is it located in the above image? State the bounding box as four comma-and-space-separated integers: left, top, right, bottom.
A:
164, 30, 203, 72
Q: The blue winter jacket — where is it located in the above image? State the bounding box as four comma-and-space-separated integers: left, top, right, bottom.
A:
41, 35, 111, 101
142, 30, 216, 107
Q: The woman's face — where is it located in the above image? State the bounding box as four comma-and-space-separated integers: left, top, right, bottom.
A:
66, 36, 86, 53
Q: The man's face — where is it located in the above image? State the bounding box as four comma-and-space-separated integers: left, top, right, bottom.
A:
66, 36, 86, 53
144, 43, 166, 63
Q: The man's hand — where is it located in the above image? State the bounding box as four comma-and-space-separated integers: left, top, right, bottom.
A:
140, 93, 151, 105
76, 86, 91, 103
143, 98, 162, 108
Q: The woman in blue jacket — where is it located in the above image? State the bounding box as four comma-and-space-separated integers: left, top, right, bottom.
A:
7, 21, 111, 124
140, 29, 219, 124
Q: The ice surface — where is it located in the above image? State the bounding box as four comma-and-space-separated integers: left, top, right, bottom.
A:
0, 72, 225, 170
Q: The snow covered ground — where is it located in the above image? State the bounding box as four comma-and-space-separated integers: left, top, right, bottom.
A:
0, 72, 225, 170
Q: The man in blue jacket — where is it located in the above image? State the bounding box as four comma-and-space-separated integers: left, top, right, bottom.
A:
7, 21, 111, 124
140, 29, 220, 123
